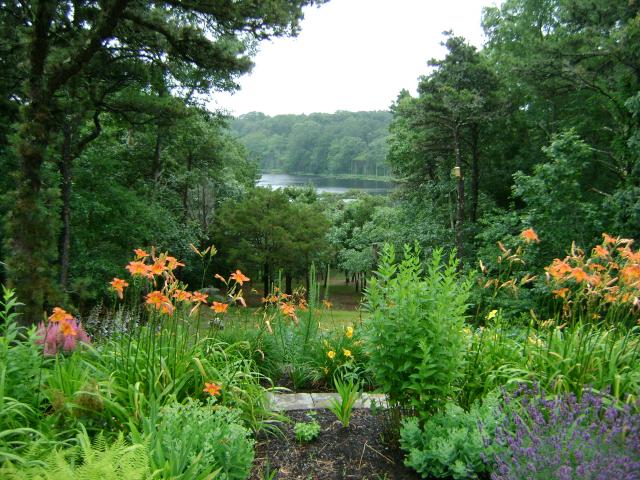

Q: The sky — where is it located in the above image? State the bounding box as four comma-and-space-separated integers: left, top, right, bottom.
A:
210, 0, 497, 116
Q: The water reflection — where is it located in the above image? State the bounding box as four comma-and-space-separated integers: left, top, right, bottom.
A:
257, 173, 392, 195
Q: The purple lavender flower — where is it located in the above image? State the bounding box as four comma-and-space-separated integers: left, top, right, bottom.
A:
491, 386, 640, 480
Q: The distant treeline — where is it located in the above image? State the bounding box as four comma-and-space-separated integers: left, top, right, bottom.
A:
231, 111, 391, 176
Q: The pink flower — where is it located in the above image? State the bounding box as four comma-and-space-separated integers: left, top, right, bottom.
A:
35, 319, 91, 356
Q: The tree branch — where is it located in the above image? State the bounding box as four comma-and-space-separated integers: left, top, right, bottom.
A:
46, 0, 131, 97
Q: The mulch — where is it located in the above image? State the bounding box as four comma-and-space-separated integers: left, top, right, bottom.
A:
250, 409, 421, 480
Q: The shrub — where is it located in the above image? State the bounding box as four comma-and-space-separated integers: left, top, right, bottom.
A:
132, 398, 254, 480
400, 393, 500, 479
363, 244, 473, 415
493, 385, 640, 480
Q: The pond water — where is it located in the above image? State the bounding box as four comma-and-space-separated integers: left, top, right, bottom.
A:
257, 173, 393, 195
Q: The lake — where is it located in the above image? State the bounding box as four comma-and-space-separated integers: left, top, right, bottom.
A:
257, 173, 393, 195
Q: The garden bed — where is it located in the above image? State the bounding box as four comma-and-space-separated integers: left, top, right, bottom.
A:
250, 409, 419, 480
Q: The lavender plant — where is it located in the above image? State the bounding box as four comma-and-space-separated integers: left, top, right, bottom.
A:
492, 384, 640, 480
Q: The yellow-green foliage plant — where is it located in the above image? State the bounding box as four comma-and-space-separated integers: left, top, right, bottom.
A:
0, 427, 150, 480
363, 244, 473, 416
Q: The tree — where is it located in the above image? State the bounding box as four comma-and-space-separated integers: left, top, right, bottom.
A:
1, 0, 325, 321
215, 188, 329, 296
388, 34, 499, 263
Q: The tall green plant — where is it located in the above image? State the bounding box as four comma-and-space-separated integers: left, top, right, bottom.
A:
363, 244, 473, 415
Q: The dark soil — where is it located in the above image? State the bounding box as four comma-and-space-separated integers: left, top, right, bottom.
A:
250, 409, 420, 480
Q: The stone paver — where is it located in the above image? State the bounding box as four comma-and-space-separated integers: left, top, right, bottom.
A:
266, 392, 388, 411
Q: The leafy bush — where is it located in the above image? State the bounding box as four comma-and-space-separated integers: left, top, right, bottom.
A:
400, 393, 500, 479
493, 385, 640, 479
363, 244, 473, 414
132, 398, 254, 480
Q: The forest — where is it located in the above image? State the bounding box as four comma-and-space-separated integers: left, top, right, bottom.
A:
230, 110, 391, 176
1, 0, 640, 479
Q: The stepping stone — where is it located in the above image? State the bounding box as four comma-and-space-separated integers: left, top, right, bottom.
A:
266, 392, 314, 411
266, 392, 388, 411
310, 392, 336, 408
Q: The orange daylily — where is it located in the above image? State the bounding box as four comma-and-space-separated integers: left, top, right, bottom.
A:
191, 291, 208, 303
520, 228, 540, 243
546, 259, 572, 280
173, 289, 192, 302
148, 259, 167, 276
230, 270, 250, 285
214, 273, 226, 283
146, 291, 169, 309
593, 245, 609, 258
621, 265, 640, 285
603, 233, 617, 245
211, 302, 229, 314
59, 321, 78, 337
134, 248, 149, 259
48, 307, 74, 324
571, 267, 589, 283
618, 248, 640, 263
165, 256, 185, 270
553, 288, 570, 299
110, 278, 129, 299
279, 302, 297, 320
203, 382, 221, 397
160, 303, 174, 315
126, 261, 149, 276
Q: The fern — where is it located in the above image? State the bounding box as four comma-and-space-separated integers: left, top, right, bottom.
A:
0, 427, 150, 480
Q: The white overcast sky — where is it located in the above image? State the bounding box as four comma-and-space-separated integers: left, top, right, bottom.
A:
210, 0, 498, 116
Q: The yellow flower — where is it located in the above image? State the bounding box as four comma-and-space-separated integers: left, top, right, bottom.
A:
486, 309, 498, 320
342, 349, 352, 358
327, 350, 336, 360
345, 326, 354, 339
463, 327, 472, 335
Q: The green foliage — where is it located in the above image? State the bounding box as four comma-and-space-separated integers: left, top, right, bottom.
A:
511, 130, 602, 262
294, 417, 321, 443
363, 244, 473, 415
215, 187, 330, 295
231, 111, 391, 176
1, 428, 149, 480
0, 287, 52, 463
400, 393, 500, 479
132, 398, 253, 480
327, 374, 361, 428
314, 323, 370, 388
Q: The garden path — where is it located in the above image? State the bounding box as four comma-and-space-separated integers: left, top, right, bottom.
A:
266, 392, 387, 411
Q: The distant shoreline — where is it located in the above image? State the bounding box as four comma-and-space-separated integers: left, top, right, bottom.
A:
259, 170, 393, 183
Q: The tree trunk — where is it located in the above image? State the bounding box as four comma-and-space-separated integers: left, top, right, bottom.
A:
8, 2, 58, 323
263, 262, 270, 297
470, 123, 479, 224
181, 151, 193, 223
453, 126, 465, 266
285, 272, 293, 295
59, 124, 72, 291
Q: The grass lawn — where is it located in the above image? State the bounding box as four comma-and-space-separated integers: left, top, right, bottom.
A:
207, 306, 366, 334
